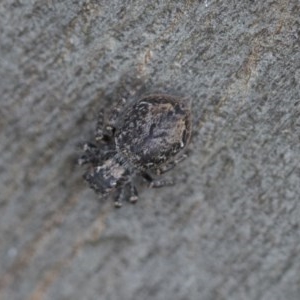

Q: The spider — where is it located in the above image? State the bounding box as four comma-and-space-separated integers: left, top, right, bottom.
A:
78, 94, 192, 207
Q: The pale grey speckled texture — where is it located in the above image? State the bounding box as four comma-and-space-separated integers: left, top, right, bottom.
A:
0, 1, 300, 300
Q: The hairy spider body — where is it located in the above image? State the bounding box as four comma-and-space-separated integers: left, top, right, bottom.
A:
79, 94, 192, 207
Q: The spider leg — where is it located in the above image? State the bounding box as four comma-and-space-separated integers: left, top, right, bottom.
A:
114, 186, 126, 208
105, 98, 127, 137
128, 182, 138, 203
77, 142, 99, 165
78, 155, 92, 166
81, 142, 98, 152
141, 172, 175, 188
95, 110, 105, 141
155, 153, 188, 175
77, 141, 116, 165
95, 98, 127, 141
113, 179, 138, 207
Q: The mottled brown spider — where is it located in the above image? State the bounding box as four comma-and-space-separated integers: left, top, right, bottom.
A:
78, 94, 192, 207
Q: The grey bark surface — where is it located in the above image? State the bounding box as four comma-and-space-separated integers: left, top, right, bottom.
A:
1, 1, 300, 300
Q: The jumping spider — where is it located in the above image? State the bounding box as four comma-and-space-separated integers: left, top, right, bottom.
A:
78, 94, 192, 207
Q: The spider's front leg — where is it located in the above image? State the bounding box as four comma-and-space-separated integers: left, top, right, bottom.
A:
95, 98, 127, 142
114, 180, 138, 208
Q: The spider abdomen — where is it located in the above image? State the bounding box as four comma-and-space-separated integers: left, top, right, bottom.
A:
115, 94, 192, 170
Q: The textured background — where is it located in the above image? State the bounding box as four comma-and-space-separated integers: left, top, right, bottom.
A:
1, 1, 300, 300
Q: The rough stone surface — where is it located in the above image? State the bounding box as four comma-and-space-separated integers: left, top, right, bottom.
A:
1, 1, 300, 300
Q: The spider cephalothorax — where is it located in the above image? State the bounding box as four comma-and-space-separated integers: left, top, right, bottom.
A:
78, 94, 192, 207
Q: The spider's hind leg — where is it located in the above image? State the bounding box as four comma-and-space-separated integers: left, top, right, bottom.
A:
141, 172, 175, 188
95, 98, 127, 142
77, 142, 99, 165
155, 153, 188, 175
105, 98, 127, 138
95, 110, 106, 141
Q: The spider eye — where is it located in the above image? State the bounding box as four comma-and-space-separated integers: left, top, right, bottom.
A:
102, 134, 112, 142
